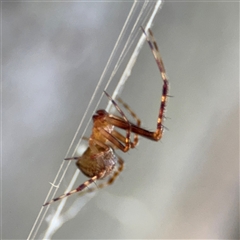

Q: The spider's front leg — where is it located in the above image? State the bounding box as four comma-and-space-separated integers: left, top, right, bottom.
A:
103, 28, 169, 142
140, 27, 169, 141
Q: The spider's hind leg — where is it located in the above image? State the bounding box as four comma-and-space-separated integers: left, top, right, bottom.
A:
43, 176, 98, 206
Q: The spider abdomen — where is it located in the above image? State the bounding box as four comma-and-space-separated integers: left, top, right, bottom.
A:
76, 146, 117, 178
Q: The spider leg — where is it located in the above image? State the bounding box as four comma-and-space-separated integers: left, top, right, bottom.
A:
105, 116, 159, 141
111, 130, 133, 148
43, 176, 98, 206
112, 130, 136, 149
117, 97, 141, 126
103, 91, 131, 152
102, 29, 169, 142
99, 128, 130, 152
117, 97, 141, 148
133, 27, 168, 141
65, 157, 78, 160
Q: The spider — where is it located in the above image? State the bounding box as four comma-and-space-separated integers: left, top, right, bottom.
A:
43, 27, 169, 206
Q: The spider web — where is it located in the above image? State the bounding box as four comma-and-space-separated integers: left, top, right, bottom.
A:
27, 1, 163, 239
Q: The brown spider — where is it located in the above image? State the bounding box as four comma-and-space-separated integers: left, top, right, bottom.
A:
43, 27, 169, 206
